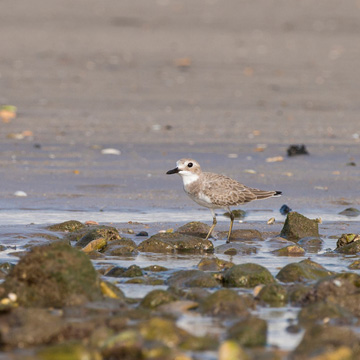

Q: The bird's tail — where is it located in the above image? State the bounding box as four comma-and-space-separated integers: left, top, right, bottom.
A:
252, 189, 282, 200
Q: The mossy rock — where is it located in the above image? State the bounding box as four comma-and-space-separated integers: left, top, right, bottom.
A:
76, 226, 121, 248
140, 289, 177, 309
215, 243, 258, 256
120, 265, 143, 278
176, 221, 211, 238
298, 302, 354, 327
218, 229, 263, 242
271, 244, 305, 256
288, 284, 311, 305
276, 259, 333, 283
0, 242, 102, 307
335, 241, 360, 254
197, 257, 234, 271
105, 266, 126, 277
167, 270, 219, 288
200, 289, 253, 317
291, 324, 360, 360
349, 259, 360, 269
137, 232, 214, 253
223, 209, 246, 219
227, 316, 267, 347
143, 265, 169, 272
37, 342, 101, 360
280, 212, 319, 242
336, 233, 360, 248
297, 237, 323, 253
302, 272, 360, 317
125, 277, 164, 285
46, 220, 85, 232
339, 207, 360, 217
104, 238, 138, 256
223, 263, 275, 288
257, 283, 288, 306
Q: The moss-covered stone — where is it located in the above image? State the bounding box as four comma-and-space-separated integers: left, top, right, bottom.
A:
288, 284, 311, 305
176, 221, 211, 238
257, 283, 288, 306
100, 281, 125, 300
200, 289, 253, 317
223, 263, 275, 288
291, 324, 360, 360
37, 342, 101, 360
301, 272, 360, 317
125, 277, 164, 285
81, 238, 107, 253
227, 316, 267, 347
336, 233, 360, 248
219, 229, 263, 242
339, 207, 360, 217
197, 257, 234, 271
297, 237, 323, 253
280, 212, 319, 242
167, 270, 219, 288
140, 289, 177, 309
298, 302, 354, 326
143, 265, 169, 272
137, 232, 214, 253
104, 238, 138, 256
348, 259, 360, 269
223, 209, 246, 219
219, 340, 250, 360
276, 259, 333, 283
104, 266, 126, 277
120, 265, 143, 278
46, 220, 85, 232
0, 242, 102, 307
76, 226, 121, 248
271, 244, 305, 256
215, 243, 258, 255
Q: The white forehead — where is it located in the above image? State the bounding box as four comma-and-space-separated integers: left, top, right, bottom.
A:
176, 159, 198, 168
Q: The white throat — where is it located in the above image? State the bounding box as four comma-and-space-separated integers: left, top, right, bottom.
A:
179, 171, 199, 187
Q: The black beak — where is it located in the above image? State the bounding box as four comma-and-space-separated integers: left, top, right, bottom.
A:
166, 167, 179, 175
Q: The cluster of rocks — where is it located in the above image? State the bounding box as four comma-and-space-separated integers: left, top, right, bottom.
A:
0, 213, 359, 359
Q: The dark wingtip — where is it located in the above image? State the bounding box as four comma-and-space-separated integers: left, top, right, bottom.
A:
275, 191, 282, 196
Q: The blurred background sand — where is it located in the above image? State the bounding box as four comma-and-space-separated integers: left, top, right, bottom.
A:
0, 0, 359, 212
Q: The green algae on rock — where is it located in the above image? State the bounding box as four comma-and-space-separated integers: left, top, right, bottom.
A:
0, 242, 103, 307
256, 283, 288, 306
167, 269, 219, 288
76, 226, 121, 248
140, 289, 178, 309
338, 207, 360, 217
176, 221, 212, 238
335, 233, 360, 254
227, 316, 267, 347
200, 289, 253, 317
218, 229, 263, 242
197, 256, 234, 271
37, 342, 102, 360
137, 232, 214, 253
280, 212, 319, 242
223, 263, 275, 288
46, 220, 85, 232
271, 244, 305, 256
215, 243, 258, 256
276, 259, 333, 283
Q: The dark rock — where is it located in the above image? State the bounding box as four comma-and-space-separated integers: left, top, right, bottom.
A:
223, 263, 275, 288
297, 236, 323, 253
136, 231, 148, 236
336, 233, 360, 248
140, 289, 177, 309
125, 277, 164, 285
271, 244, 305, 256
46, 220, 85, 232
287, 144, 309, 157
137, 232, 214, 253
76, 226, 121, 248
335, 241, 360, 254
257, 283, 288, 306
338, 207, 360, 217
104, 266, 126, 277
219, 229, 263, 242
298, 302, 354, 326
280, 204, 292, 215
197, 257, 234, 271
0, 242, 102, 307
120, 265, 143, 278
288, 284, 311, 305
177, 221, 212, 238
0, 307, 65, 348
227, 316, 267, 347
276, 259, 333, 283
200, 289, 253, 317
223, 209, 246, 219
215, 243, 258, 256
143, 265, 168, 272
104, 238, 138, 256
301, 272, 360, 317
290, 324, 360, 360
167, 270, 219, 288
280, 212, 320, 242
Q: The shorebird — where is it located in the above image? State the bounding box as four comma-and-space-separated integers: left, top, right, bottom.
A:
166, 158, 281, 243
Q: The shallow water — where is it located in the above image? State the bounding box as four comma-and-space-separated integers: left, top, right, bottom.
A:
0, 208, 359, 354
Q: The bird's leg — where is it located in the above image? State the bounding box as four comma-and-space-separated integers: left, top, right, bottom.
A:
205, 209, 217, 241
226, 210, 235, 243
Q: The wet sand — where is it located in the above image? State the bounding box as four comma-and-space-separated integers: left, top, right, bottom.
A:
0, 0, 360, 214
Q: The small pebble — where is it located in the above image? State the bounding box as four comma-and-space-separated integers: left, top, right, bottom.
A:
101, 148, 121, 155
14, 191, 27, 197
287, 144, 309, 156
267, 217, 275, 225
266, 156, 284, 163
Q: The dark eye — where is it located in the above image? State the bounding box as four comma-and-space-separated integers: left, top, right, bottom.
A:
187, 162, 193, 168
